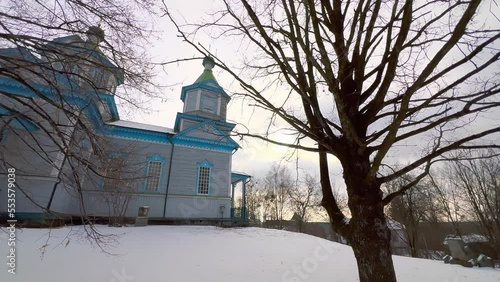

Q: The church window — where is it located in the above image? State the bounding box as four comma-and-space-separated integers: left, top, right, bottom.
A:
201, 93, 217, 114
102, 156, 126, 190
197, 160, 213, 195
145, 154, 164, 192
106, 75, 117, 93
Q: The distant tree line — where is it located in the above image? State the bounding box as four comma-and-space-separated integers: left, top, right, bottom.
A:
386, 150, 500, 259
244, 163, 346, 231
245, 149, 499, 260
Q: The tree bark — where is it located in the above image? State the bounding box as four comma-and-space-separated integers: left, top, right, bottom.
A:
339, 154, 397, 282
319, 147, 397, 281
349, 214, 396, 282
348, 190, 396, 282
348, 189, 396, 282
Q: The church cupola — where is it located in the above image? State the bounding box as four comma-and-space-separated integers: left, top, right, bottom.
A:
195, 56, 217, 85
178, 56, 231, 130
81, 26, 121, 95
86, 26, 105, 46
41, 26, 123, 95
31, 26, 125, 124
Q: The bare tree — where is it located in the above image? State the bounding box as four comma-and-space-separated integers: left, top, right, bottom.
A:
166, 1, 500, 280
261, 164, 292, 226
288, 173, 321, 231
243, 180, 264, 224
428, 170, 466, 234
93, 142, 147, 227
446, 150, 500, 257
386, 175, 434, 257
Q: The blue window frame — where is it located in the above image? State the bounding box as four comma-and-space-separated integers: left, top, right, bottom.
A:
197, 160, 213, 195
144, 154, 165, 192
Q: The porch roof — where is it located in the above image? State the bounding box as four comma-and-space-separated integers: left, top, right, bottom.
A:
231, 171, 251, 184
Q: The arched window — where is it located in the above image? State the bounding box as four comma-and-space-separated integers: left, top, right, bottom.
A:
197, 160, 213, 195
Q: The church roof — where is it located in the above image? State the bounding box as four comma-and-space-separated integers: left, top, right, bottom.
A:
194, 69, 218, 85
106, 120, 174, 134
0, 47, 40, 62
231, 171, 252, 183
193, 56, 219, 85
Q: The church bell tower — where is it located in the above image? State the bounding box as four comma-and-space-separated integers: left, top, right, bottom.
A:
176, 56, 231, 132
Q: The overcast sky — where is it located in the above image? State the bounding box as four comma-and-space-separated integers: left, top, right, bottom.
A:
111, 0, 336, 185
115, 1, 500, 188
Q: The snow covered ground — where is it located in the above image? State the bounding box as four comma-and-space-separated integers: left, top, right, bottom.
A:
1, 225, 499, 282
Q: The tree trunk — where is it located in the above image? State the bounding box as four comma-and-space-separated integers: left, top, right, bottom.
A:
343, 157, 397, 282
409, 228, 418, 257
348, 204, 397, 282
298, 219, 303, 233
320, 147, 397, 282
410, 247, 418, 258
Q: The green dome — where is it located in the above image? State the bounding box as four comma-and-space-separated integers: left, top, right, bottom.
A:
194, 56, 218, 85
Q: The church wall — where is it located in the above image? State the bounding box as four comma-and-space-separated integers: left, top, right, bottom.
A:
81, 191, 167, 218
165, 195, 231, 219
0, 96, 74, 178
46, 134, 175, 217
0, 88, 85, 217
47, 184, 169, 218
91, 136, 174, 193
48, 191, 233, 219
15, 132, 235, 219
0, 175, 55, 217
220, 98, 228, 120
183, 89, 199, 113
164, 144, 232, 219
0, 91, 88, 183
1, 128, 58, 177
183, 110, 221, 121
167, 145, 231, 197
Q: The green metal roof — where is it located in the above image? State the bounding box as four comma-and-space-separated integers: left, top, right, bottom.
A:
194, 56, 219, 85
194, 69, 219, 84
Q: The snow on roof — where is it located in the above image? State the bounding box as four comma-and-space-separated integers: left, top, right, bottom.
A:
443, 234, 489, 245
231, 171, 251, 177
461, 233, 489, 243
107, 120, 174, 134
